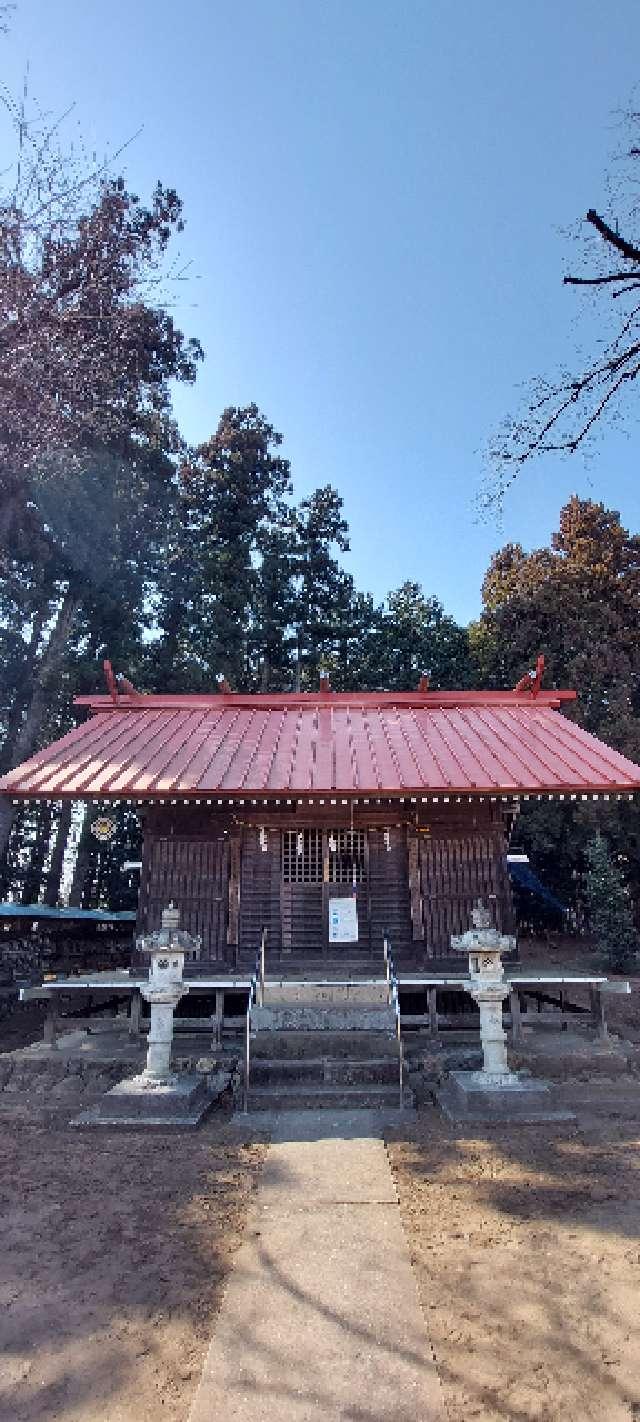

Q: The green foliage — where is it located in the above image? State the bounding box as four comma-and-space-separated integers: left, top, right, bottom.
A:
583, 833, 638, 971
353, 581, 472, 692
473, 495, 640, 909
473, 496, 640, 750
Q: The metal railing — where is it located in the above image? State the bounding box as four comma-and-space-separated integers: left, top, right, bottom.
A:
244, 927, 267, 1112
383, 933, 405, 1110
258, 925, 266, 1006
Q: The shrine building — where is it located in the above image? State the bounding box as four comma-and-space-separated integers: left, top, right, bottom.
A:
2, 661, 640, 973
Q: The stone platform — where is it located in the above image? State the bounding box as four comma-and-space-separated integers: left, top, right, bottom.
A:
72, 1070, 216, 1129
436, 1068, 575, 1123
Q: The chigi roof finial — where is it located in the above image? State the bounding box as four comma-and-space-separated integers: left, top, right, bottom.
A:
513, 654, 544, 698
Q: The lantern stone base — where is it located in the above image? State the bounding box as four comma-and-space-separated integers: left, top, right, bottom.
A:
436, 1069, 575, 1124
72, 1071, 214, 1129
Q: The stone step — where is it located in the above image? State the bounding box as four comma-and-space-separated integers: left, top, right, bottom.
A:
245, 1083, 411, 1112
250, 1057, 401, 1086
251, 1004, 396, 1032
250, 1030, 400, 1060
265, 970, 385, 985
262, 982, 389, 1007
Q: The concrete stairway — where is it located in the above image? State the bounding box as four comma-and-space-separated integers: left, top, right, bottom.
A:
246, 979, 412, 1111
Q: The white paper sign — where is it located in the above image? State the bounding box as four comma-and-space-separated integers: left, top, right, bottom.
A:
328, 896, 358, 944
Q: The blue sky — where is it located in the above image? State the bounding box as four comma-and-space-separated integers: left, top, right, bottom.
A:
3, 1, 640, 622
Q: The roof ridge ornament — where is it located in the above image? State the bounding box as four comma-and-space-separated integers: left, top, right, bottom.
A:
103, 659, 118, 703
103, 659, 143, 701
513, 654, 545, 698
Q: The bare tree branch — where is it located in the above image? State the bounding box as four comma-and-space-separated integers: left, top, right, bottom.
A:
484, 110, 640, 510
563, 271, 640, 286
586, 207, 640, 262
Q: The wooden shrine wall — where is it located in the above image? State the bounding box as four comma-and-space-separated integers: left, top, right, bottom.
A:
137, 810, 231, 961
368, 826, 413, 954
238, 826, 283, 956
409, 806, 515, 956
136, 801, 515, 965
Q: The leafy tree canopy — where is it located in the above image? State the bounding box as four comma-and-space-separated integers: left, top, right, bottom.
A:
472, 495, 640, 907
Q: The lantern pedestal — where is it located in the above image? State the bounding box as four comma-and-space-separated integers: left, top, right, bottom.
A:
75, 1070, 212, 1129
437, 1068, 572, 1123
73, 905, 214, 1129
436, 904, 574, 1123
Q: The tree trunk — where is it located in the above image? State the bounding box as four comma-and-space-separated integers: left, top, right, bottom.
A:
68, 807, 92, 908
0, 590, 80, 861
0, 604, 48, 774
44, 800, 73, 906
21, 801, 54, 905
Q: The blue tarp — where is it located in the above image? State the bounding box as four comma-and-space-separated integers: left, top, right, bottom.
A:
0, 903, 136, 923
507, 862, 566, 914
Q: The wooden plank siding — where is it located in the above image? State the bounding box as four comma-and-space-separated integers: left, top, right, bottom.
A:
137, 834, 229, 960
368, 826, 413, 956
227, 831, 241, 954
418, 829, 514, 956
407, 833, 424, 941
281, 884, 324, 953
238, 827, 282, 956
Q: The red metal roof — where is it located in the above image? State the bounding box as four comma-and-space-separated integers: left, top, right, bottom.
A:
2, 689, 640, 799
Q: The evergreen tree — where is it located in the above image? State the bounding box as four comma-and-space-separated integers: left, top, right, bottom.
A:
583, 833, 638, 971
354, 581, 472, 691
251, 511, 299, 690
162, 405, 292, 689
292, 486, 353, 688
472, 496, 640, 910
473, 497, 640, 750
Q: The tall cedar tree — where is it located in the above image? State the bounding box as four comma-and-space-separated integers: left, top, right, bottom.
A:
292, 486, 353, 689
159, 405, 293, 689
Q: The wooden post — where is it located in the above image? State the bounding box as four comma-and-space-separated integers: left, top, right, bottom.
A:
590, 986, 608, 1040
559, 989, 568, 1032
259, 928, 266, 1006
227, 831, 241, 967
407, 834, 424, 941
43, 996, 59, 1048
509, 987, 522, 1044
428, 988, 439, 1036
212, 989, 224, 1050
129, 989, 142, 1037
244, 1000, 250, 1113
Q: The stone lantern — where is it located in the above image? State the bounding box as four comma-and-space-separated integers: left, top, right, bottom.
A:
437, 900, 572, 1122
451, 901, 516, 1081
139, 903, 198, 1081
74, 903, 212, 1128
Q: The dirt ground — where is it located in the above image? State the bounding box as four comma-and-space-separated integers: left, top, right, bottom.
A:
0, 1111, 267, 1422
4, 1100, 640, 1422
388, 1083, 640, 1422
2, 954, 640, 1422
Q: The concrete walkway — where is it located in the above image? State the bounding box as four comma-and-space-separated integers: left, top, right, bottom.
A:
188, 1110, 445, 1422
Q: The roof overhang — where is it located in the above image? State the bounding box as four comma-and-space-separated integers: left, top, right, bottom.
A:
1, 687, 639, 802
